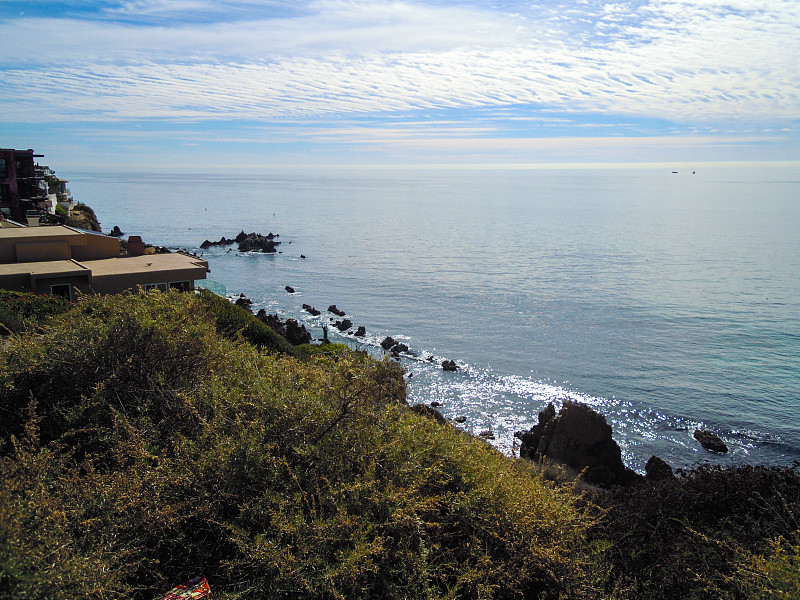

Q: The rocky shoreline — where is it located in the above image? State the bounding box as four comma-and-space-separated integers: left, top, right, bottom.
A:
207, 229, 738, 484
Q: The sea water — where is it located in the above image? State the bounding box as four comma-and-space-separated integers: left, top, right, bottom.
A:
70, 165, 800, 472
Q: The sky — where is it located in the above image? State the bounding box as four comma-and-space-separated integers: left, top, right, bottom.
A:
1, 0, 799, 170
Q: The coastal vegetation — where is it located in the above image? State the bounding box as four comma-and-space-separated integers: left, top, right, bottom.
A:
0, 290, 798, 599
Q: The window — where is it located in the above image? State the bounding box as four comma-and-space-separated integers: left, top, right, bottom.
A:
144, 283, 169, 292
170, 281, 192, 292
0, 158, 7, 178
50, 284, 72, 301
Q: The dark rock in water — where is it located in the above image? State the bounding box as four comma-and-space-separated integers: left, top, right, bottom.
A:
442, 359, 458, 372
328, 305, 346, 317
354, 326, 366, 337
255, 309, 312, 345
430, 401, 442, 408
200, 236, 234, 249
454, 416, 467, 423
238, 232, 280, 253
694, 430, 728, 453
235, 230, 248, 243
285, 286, 295, 293
392, 343, 409, 354
109, 225, 124, 237
302, 304, 320, 316
334, 319, 352, 332
300, 255, 306, 259
381, 336, 397, 350
234, 295, 253, 312
410, 403, 447, 425
518, 401, 639, 486
645, 455, 675, 481
479, 430, 495, 440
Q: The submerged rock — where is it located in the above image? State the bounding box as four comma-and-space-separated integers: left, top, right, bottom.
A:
694, 430, 728, 453
441, 360, 458, 372
518, 401, 639, 486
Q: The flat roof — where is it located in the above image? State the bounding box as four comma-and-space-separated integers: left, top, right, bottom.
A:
82, 253, 208, 277
0, 259, 89, 278
0, 225, 84, 241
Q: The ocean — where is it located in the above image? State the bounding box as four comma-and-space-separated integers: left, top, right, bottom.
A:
70, 164, 800, 472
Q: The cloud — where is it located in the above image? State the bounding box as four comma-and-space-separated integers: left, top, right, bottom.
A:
0, 0, 798, 152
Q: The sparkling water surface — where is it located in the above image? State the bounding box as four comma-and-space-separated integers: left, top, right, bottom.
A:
71, 165, 800, 472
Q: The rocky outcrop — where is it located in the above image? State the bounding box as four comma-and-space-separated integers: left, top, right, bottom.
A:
694, 430, 728, 453
381, 336, 397, 350
65, 204, 101, 232
645, 455, 675, 481
334, 319, 352, 332
285, 286, 295, 293
238, 232, 280, 253
255, 309, 312, 346
409, 403, 447, 425
441, 360, 459, 372
354, 326, 366, 337
302, 304, 321, 316
109, 225, 124, 237
200, 236, 234, 249
517, 401, 639, 486
328, 305, 346, 317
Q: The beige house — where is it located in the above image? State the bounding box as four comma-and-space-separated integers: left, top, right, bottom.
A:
0, 225, 208, 300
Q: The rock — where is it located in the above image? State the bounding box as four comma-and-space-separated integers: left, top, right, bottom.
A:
200, 236, 234, 249
381, 336, 397, 350
109, 225, 124, 237
430, 401, 442, 408
454, 416, 467, 423
238, 232, 280, 253
328, 305, 346, 317
234, 295, 253, 312
302, 304, 321, 316
694, 430, 728, 453
285, 286, 295, 293
392, 343, 409, 354
645, 455, 675, 481
334, 319, 352, 332
255, 310, 312, 345
410, 403, 447, 425
300, 255, 306, 259
442, 360, 458, 372
479, 430, 495, 440
354, 326, 366, 337
235, 230, 248, 243
517, 401, 639, 486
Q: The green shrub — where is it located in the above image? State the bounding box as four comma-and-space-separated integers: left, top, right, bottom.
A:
591, 464, 800, 600
0, 291, 596, 600
0, 290, 72, 334
196, 289, 299, 356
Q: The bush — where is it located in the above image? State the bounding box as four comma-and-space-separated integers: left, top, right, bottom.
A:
591, 464, 800, 600
0, 291, 596, 599
0, 290, 72, 334
196, 289, 299, 356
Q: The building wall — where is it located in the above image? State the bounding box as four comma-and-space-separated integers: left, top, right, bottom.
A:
71, 234, 121, 261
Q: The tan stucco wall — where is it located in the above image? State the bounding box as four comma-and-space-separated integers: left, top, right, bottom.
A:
15, 240, 72, 262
